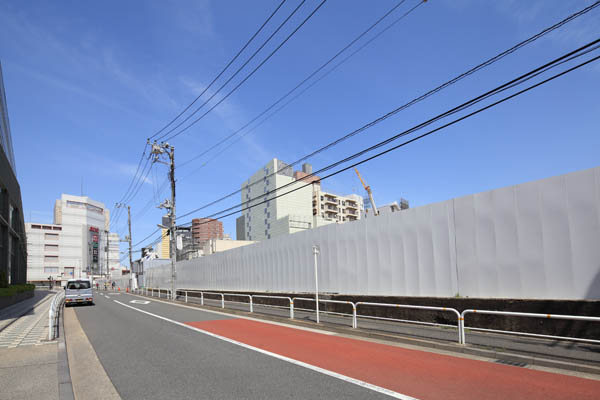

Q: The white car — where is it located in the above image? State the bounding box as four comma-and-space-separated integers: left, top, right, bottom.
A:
64, 279, 94, 306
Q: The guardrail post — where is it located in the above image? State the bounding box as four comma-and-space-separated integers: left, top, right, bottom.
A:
352, 303, 357, 329
185, 291, 188, 303
461, 312, 467, 344
250, 296, 253, 313
201, 292, 204, 306
290, 299, 294, 319
221, 294, 225, 309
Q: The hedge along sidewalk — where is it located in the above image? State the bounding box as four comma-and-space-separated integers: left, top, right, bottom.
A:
0, 284, 35, 297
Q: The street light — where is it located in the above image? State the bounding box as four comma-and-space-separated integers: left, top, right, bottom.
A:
313, 245, 320, 324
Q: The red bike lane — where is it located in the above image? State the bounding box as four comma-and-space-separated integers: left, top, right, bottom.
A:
185, 318, 600, 400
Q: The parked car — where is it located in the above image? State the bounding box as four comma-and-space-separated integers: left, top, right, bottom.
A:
64, 279, 94, 306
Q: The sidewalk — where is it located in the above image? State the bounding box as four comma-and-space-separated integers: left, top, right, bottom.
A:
0, 288, 65, 400
0, 288, 55, 333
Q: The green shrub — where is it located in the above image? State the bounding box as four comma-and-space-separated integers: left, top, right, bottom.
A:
0, 284, 35, 297
0, 270, 7, 289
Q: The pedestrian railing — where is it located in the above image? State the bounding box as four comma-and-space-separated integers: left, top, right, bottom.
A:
48, 291, 65, 341
294, 297, 357, 328
252, 295, 294, 319
135, 289, 600, 346
460, 309, 600, 345
356, 302, 462, 343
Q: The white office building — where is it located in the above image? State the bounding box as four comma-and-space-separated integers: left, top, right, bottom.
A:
26, 194, 118, 285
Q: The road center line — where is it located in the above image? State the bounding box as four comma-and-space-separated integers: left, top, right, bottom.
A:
113, 299, 417, 400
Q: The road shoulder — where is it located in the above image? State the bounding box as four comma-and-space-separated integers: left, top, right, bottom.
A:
64, 307, 121, 400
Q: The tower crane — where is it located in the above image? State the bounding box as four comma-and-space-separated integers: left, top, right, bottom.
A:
354, 168, 379, 216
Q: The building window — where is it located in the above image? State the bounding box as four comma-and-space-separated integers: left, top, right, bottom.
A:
267, 223, 270, 229
267, 234, 271, 239
44, 267, 59, 274
264, 208, 267, 214
265, 230, 268, 236
267, 212, 270, 218
264, 219, 267, 225
32, 224, 41, 229
44, 244, 59, 251
45, 233, 59, 241
52, 226, 62, 231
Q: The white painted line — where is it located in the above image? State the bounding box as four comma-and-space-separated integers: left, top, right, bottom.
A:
130, 300, 150, 305
125, 292, 336, 336
114, 300, 417, 400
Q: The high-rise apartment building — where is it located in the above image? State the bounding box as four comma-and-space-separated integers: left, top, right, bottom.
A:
312, 188, 363, 223
26, 194, 119, 285
240, 159, 314, 241
0, 61, 27, 285
238, 159, 363, 241
192, 218, 223, 243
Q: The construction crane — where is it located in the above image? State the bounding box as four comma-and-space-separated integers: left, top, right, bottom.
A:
354, 168, 378, 216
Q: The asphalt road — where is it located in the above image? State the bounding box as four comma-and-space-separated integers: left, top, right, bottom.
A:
74, 292, 393, 400
74, 291, 600, 400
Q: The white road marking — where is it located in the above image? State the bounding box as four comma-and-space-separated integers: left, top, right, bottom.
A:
114, 300, 418, 400
130, 300, 150, 304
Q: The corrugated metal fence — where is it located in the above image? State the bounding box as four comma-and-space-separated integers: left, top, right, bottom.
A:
146, 167, 600, 300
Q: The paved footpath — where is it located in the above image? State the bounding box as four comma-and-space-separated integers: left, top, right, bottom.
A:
0, 289, 62, 400
0, 289, 56, 348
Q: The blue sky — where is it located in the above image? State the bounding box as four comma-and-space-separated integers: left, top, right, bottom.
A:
1, 0, 599, 258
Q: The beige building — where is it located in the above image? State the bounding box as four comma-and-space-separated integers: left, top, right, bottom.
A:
160, 228, 170, 258
312, 188, 363, 224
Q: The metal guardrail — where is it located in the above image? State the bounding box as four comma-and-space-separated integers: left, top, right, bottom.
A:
136, 289, 600, 346
460, 309, 600, 345
356, 302, 462, 343
252, 295, 294, 319
294, 297, 357, 328
48, 291, 65, 341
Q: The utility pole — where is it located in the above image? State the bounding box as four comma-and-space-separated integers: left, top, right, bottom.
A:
149, 140, 176, 300
115, 203, 134, 290
105, 230, 109, 279
127, 205, 133, 290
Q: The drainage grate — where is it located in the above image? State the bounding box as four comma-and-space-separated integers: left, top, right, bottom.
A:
495, 359, 528, 368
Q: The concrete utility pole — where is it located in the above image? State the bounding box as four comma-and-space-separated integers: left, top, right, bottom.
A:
115, 203, 134, 290
105, 230, 109, 278
127, 205, 133, 289
149, 140, 177, 300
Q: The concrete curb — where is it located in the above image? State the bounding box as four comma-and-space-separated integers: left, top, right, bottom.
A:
136, 292, 600, 376
57, 303, 75, 400
64, 307, 121, 399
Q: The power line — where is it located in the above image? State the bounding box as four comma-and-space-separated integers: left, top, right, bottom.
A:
148, 0, 289, 140
155, 0, 309, 141
178, 0, 423, 171
175, 38, 600, 224
160, 0, 328, 142
113, 1, 289, 228
111, 146, 148, 227
173, 2, 600, 219
135, 47, 599, 251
